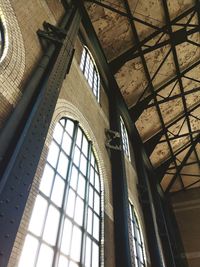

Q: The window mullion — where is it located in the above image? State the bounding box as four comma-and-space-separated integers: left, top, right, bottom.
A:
51, 120, 79, 267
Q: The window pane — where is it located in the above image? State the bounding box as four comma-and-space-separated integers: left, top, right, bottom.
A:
95, 172, 100, 193
58, 255, 68, 267
74, 197, 84, 226
90, 167, 94, 185
70, 166, 78, 189
57, 152, 69, 178
89, 186, 94, 207
76, 129, 82, 148
87, 208, 93, 235
69, 262, 79, 267
39, 164, 54, 197
70, 226, 82, 261
47, 141, 59, 167
92, 242, 99, 267
62, 132, 72, 156
53, 123, 63, 144
94, 192, 100, 215
77, 174, 86, 198
18, 234, 39, 267
36, 244, 54, 267
66, 119, 74, 137
43, 205, 60, 245
82, 136, 88, 156
61, 218, 72, 255
80, 154, 87, 175
51, 175, 65, 207
66, 189, 76, 217
73, 147, 80, 166
28, 195, 48, 236
85, 236, 92, 267
93, 214, 99, 241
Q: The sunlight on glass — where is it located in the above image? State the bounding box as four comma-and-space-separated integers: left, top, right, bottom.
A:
47, 141, 59, 168
94, 192, 100, 215
43, 205, 60, 245
92, 242, 99, 267
62, 132, 72, 156
73, 147, 80, 166
58, 255, 68, 267
57, 152, 69, 178
82, 136, 88, 156
61, 218, 72, 255
66, 189, 76, 217
51, 175, 65, 207
80, 154, 87, 175
95, 172, 100, 192
85, 236, 92, 267
36, 244, 54, 267
70, 226, 82, 261
53, 123, 63, 144
74, 197, 84, 225
90, 167, 94, 185
76, 128, 82, 148
18, 234, 38, 267
28, 195, 47, 236
39, 164, 54, 196
77, 174, 86, 198
70, 166, 78, 189
66, 119, 74, 137
87, 208, 93, 235
89, 186, 94, 207
93, 214, 99, 241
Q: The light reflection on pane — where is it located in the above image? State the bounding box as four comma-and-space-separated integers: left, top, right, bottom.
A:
61, 218, 72, 255
57, 152, 69, 178
47, 141, 59, 168
18, 234, 38, 267
94, 192, 100, 215
74, 197, 84, 225
80, 154, 87, 175
85, 236, 91, 267
51, 175, 65, 207
89, 186, 93, 207
39, 164, 54, 196
74, 147, 80, 166
66, 120, 74, 137
93, 214, 99, 241
28, 195, 47, 236
53, 123, 63, 144
62, 132, 72, 156
43, 205, 60, 245
66, 189, 76, 217
82, 136, 88, 156
58, 255, 68, 267
70, 166, 78, 189
87, 208, 93, 235
77, 174, 86, 198
70, 226, 82, 261
92, 242, 99, 267
36, 244, 53, 267
76, 129, 82, 148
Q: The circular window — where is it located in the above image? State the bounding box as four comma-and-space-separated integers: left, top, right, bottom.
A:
0, 20, 4, 58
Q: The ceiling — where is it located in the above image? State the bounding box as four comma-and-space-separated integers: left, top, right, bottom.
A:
84, 0, 200, 194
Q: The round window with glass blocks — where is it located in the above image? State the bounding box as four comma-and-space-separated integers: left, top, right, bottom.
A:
18, 118, 102, 267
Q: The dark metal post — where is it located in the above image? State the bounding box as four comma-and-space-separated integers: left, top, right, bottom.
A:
0, 5, 81, 267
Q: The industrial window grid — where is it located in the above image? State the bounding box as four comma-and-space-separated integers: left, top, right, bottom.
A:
18, 118, 101, 267
0, 19, 4, 58
120, 116, 131, 160
129, 203, 146, 267
80, 46, 100, 102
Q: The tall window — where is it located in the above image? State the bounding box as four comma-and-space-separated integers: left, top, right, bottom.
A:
80, 46, 100, 102
0, 20, 4, 58
129, 203, 146, 267
18, 118, 101, 267
120, 116, 131, 160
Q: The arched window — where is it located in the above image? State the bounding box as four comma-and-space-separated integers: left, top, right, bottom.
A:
0, 20, 4, 58
129, 203, 146, 267
80, 46, 100, 102
18, 118, 101, 267
120, 116, 131, 160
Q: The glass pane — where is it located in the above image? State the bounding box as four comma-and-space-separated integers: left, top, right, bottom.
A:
70, 166, 78, 189
95, 172, 100, 192
62, 132, 72, 156
36, 244, 54, 267
61, 218, 72, 255
93, 214, 99, 241
53, 123, 64, 144
66, 119, 74, 137
43, 205, 60, 245
85, 237, 92, 267
57, 152, 69, 178
82, 136, 88, 156
28, 195, 48, 236
76, 129, 82, 148
51, 175, 65, 207
91, 153, 95, 167
77, 174, 86, 198
92, 242, 99, 267
80, 154, 87, 175
39, 164, 54, 197
58, 255, 68, 267
94, 192, 100, 215
73, 147, 80, 166
70, 225, 82, 261
47, 141, 59, 168
66, 189, 76, 218
69, 262, 79, 267
18, 234, 39, 267
74, 197, 84, 226
90, 167, 94, 185
87, 208, 93, 235
89, 186, 94, 207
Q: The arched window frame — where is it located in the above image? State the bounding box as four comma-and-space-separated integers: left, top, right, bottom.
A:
80, 45, 100, 102
129, 203, 146, 267
120, 116, 131, 161
18, 118, 102, 267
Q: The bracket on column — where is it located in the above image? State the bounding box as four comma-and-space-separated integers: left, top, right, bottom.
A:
105, 129, 122, 151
